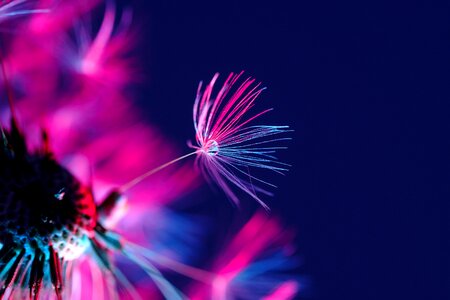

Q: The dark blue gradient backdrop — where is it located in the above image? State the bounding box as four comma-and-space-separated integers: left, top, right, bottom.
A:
128, 1, 448, 299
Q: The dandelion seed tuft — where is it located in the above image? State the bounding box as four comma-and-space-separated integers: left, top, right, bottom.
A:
190, 72, 292, 208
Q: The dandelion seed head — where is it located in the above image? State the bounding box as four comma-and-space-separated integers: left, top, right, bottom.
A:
0, 148, 97, 262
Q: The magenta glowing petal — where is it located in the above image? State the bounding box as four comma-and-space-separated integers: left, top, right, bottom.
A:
191, 72, 291, 208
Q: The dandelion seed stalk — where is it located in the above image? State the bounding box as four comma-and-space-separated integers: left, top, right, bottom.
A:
120, 151, 199, 192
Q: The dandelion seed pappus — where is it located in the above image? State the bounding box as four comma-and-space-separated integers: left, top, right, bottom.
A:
190, 72, 292, 209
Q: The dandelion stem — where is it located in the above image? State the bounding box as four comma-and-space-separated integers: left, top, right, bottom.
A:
119, 151, 198, 192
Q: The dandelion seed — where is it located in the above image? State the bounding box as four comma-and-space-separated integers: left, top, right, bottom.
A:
190, 72, 291, 208
117, 72, 291, 209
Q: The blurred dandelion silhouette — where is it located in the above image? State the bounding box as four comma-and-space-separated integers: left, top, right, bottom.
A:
0, 1, 301, 299
188, 212, 300, 300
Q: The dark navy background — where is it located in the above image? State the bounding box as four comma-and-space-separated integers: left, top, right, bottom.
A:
126, 1, 448, 299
